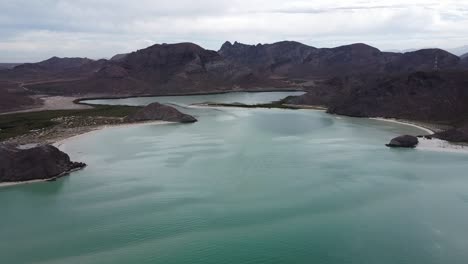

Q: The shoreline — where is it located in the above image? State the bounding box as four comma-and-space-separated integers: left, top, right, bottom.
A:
54, 120, 173, 148
370, 117, 435, 134
2, 100, 468, 188
0, 179, 50, 188
1, 120, 174, 189
370, 117, 468, 154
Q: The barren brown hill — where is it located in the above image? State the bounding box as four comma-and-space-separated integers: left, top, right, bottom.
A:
1, 57, 106, 83
220, 41, 463, 78
2, 40, 468, 130
25, 43, 287, 96
286, 71, 468, 125
0, 81, 40, 112
219, 41, 317, 76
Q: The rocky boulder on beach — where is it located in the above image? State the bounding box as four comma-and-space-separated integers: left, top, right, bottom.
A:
0, 143, 86, 182
386, 135, 419, 148
124, 102, 197, 123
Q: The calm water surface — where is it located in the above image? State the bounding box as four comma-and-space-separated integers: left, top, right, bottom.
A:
2, 92, 468, 264
81, 91, 306, 106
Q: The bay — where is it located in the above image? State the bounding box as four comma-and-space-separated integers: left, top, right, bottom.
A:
2, 92, 468, 264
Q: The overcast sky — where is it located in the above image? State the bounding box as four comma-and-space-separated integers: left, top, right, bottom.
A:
1, 0, 468, 62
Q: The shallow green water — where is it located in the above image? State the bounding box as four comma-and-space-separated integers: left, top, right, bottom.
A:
2, 92, 468, 264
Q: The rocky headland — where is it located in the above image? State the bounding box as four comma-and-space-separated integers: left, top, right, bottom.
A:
0, 143, 86, 183
124, 102, 197, 123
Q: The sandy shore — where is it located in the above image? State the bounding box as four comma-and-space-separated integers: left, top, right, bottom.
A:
370, 117, 435, 134
416, 138, 468, 154
1, 120, 174, 189
39, 96, 93, 110
54, 120, 173, 148
371, 117, 468, 154
0, 179, 51, 188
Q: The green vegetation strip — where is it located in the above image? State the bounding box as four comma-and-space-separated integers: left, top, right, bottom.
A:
0, 105, 142, 141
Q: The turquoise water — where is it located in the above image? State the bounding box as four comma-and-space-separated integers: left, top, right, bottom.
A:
2, 92, 468, 264
81, 91, 306, 107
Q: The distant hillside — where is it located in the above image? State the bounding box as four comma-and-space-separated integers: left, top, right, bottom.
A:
0, 57, 106, 83
220, 41, 462, 78
0, 63, 22, 70
448, 45, 468, 56
385, 46, 468, 57
286, 71, 468, 124
25, 43, 285, 96
219, 41, 317, 76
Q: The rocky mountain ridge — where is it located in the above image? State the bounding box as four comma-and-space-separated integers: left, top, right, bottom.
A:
1, 41, 468, 142
219, 41, 464, 78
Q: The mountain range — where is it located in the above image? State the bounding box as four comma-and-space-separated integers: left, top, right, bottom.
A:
1, 40, 468, 135
386, 45, 468, 57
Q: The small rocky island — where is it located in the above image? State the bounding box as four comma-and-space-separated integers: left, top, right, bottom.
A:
386, 135, 419, 148
124, 102, 197, 123
0, 143, 86, 183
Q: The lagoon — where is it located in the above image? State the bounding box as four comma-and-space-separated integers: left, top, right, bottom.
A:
2, 92, 468, 264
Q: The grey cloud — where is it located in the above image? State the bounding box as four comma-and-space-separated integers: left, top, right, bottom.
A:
1, 0, 468, 62
270, 4, 411, 14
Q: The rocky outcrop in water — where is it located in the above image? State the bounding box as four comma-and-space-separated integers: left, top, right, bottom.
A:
386, 135, 419, 148
0, 144, 86, 182
124, 102, 197, 123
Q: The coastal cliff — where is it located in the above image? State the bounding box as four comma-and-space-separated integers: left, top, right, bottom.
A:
0, 144, 86, 182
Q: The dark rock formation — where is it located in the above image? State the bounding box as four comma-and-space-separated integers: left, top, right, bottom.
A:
0, 144, 86, 182
386, 135, 419, 148
124, 102, 197, 123
286, 71, 468, 123
219, 41, 317, 76
434, 125, 468, 143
